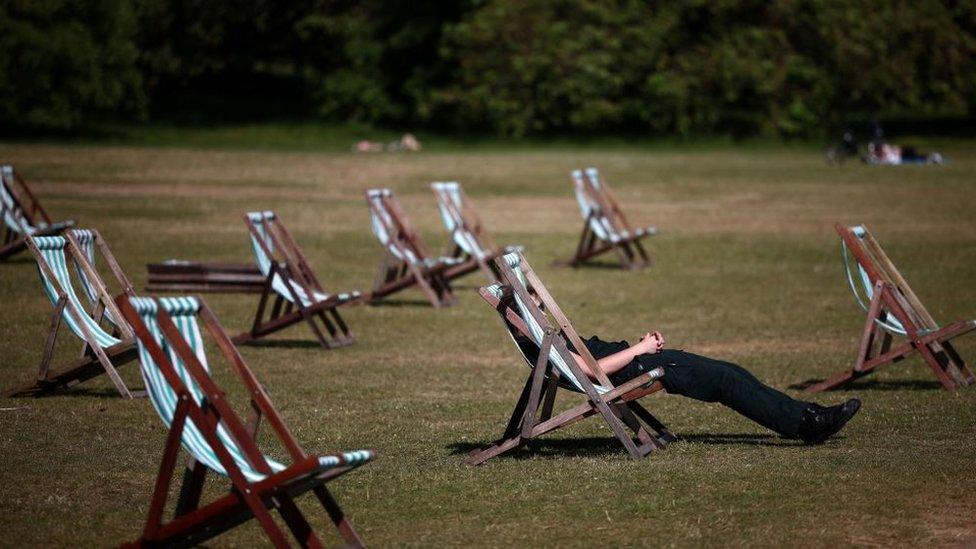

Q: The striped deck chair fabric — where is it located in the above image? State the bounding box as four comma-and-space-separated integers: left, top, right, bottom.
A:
582, 167, 658, 241
466, 251, 673, 465
804, 223, 975, 392
0, 165, 74, 261
120, 295, 374, 547
246, 211, 360, 307
365, 188, 458, 307
34, 235, 122, 348
431, 181, 521, 283
235, 210, 357, 349
3, 233, 139, 398
70, 229, 130, 327
562, 167, 654, 269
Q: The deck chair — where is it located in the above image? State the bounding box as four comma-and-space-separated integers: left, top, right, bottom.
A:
562, 167, 656, 269
0, 165, 74, 261
465, 252, 674, 465
806, 224, 975, 392
430, 181, 522, 283
234, 211, 358, 349
4, 230, 139, 398
117, 295, 375, 548
365, 188, 459, 307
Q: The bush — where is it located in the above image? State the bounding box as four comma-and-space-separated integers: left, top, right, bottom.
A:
0, 0, 145, 129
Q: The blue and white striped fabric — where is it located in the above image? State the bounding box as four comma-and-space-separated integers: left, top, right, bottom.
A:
69, 229, 120, 326
1, 165, 40, 236
489, 252, 612, 395
842, 225, 911, 335
129, 296, 374, 482
31, 236, 121, 348
366, 189, 462, 268
245, 211, 360, 307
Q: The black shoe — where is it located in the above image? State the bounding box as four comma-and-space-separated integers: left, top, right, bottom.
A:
798, 398, 862, 445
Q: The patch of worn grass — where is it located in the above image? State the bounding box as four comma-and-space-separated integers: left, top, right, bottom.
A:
0, 142, 974, 547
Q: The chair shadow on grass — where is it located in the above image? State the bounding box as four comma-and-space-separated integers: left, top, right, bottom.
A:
241, 339, 334, 350
552, 260, 639, 271
366, 298, 445, 308
789, 378, 943, 392
449, 431, 810, 460
678, 432, 811, 447
7, 386, 148, 400
1, 256, 33, 265
449, 437, 634, 460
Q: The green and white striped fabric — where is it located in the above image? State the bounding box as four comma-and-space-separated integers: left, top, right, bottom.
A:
31, 236, 121, 348
129, 296, 374, 482
488, 252, 611, 395
69, 229, 120, 326
1, 165, 38, 236
366, 189, 462, 268
245, 211, 360, 307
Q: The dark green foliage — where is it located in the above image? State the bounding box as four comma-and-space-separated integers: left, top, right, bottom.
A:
433, 0, 976, 137
0, 0, 145, 129
3, 0, 976, 135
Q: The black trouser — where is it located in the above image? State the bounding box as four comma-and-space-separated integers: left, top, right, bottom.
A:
611, 349, 808, 438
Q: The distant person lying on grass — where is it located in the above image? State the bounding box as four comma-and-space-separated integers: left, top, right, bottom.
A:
867, 142, 944, 165
520, 330, 861, 444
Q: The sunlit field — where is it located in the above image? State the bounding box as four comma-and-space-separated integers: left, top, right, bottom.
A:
1, 140, 974, 546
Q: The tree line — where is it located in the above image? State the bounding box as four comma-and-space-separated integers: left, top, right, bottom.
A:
2, 0, 974, 137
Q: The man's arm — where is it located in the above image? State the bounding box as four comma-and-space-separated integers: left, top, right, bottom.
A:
570, 332, 664, 379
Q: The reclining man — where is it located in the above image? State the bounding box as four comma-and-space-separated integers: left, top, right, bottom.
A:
522, 330, 861, 444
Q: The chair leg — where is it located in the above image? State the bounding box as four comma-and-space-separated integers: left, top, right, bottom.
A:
142, 399, 191, 541
36, 297, 67, 382
914, 339, 958, 391
466, 373, 535, 465
174, 458, 208, 518
313, 485, 365, 548
276, 494, 326, 549
611, 241, 636, 270
940, 341, 975, 385
633, 237, 651, 266
590, 395, 644, 458
610, 403, 658, 450
328, 308, 355, 344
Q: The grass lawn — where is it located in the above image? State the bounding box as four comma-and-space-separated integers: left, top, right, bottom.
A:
0, 138, 974, 546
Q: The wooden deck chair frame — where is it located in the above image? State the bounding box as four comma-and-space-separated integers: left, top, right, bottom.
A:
465, 252, 674, 465
807, 223, 975, 392
365, 189, 457, 308
116, 296, 374, 548
234, 211, 357, 349
4, 230, 139, 398
430, 181, 520, 284
562, 168, 654, 270
0, 165, 74, 261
